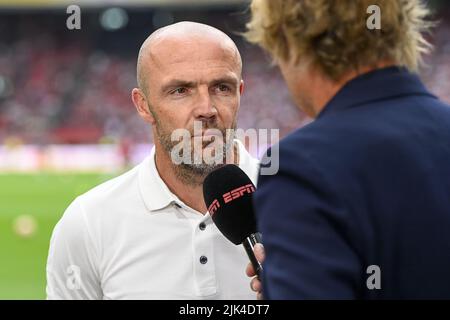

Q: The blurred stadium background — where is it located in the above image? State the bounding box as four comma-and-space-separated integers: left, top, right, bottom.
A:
0, 0, 449, 299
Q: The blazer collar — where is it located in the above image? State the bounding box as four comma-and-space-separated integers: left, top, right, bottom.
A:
318, 66, 436, 119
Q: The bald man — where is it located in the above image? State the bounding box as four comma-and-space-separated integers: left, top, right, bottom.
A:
46, 22, 259, 300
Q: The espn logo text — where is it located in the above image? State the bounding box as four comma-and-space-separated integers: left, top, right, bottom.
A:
208, 184, 255, 215
223, 184, 255, 203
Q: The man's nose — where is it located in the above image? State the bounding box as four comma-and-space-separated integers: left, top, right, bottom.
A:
193, 87, 217, 120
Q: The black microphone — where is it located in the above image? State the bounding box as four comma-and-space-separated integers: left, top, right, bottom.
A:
203, 164, 262, 277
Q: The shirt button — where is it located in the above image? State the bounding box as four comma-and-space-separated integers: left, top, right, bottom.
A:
199, 256, 208, 264
199, 222, 206, 231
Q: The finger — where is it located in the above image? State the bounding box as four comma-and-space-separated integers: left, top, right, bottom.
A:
254, 243, 265, 263
257, 292, 264, 300
250, 277, 262, 292
246, 262, 256, 277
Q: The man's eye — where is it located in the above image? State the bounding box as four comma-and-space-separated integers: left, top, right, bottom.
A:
171, 88, 188, 95
216, 84, 231, 92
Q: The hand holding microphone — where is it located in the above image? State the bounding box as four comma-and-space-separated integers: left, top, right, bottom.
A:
203, 164, 265, 299
246, 243, 265, 300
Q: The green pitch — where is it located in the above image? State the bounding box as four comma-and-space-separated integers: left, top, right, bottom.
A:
0, 172, 116, 300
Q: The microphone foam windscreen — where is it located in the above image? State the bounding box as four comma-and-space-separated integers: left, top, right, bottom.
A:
203, 164, 257, 245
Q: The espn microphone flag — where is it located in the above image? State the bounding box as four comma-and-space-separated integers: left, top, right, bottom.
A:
203, 164, 262, 276
203, 164, 257, 244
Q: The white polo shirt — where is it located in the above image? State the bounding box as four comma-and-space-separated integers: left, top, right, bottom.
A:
46, 140, 259, 300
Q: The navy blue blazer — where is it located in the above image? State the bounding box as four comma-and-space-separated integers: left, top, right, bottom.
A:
254, 67, 450, 299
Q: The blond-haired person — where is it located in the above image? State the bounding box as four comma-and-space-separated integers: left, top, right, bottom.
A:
245, 0, 450, 299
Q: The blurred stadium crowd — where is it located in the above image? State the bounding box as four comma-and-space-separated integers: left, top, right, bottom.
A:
0, 7, 449, 146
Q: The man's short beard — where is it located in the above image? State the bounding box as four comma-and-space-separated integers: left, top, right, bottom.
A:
175, 139, 234, 185
155, 118, 236, 186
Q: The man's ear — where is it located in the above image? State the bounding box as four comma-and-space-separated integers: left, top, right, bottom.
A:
131, 88, 155, 125
239, 79, 245, 95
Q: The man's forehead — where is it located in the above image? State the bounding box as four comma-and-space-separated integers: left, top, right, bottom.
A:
148, 36, 239, 69
136, 22, 242, 90
146, 21, 235, 48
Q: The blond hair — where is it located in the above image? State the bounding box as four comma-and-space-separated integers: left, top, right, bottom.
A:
245, 0, 433, 80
